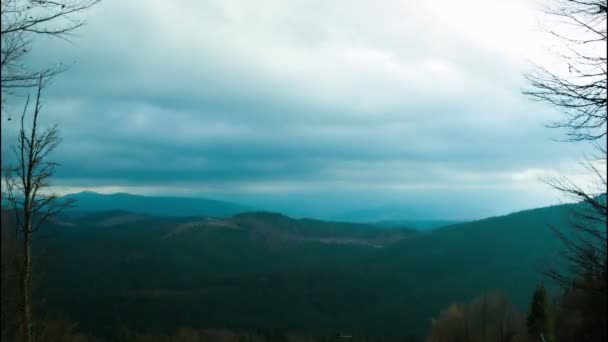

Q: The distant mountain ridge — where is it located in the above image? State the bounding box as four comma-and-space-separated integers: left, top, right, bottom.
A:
61, 191, 252, 218
370, 219, 464, 230
58, 192, 464, 229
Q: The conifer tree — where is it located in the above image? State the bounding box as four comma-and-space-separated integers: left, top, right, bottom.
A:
526, 284, 553, 342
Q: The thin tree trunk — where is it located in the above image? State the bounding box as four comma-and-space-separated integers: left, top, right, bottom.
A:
21, 227, 32, 342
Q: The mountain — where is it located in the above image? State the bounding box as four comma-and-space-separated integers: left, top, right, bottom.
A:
61, 191, 252, 218
1, 201, 586, 339
351, 203, 575, 330
371, 219, 464, 230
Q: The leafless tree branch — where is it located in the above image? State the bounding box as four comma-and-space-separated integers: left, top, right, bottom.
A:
1, 0, 100, 115
2, 74, 73, 342
524, 0, 607, 142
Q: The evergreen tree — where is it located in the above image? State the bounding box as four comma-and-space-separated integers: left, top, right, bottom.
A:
526, 284, 553, 342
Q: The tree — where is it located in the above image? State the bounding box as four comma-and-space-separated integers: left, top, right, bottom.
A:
553, 278, 607, 342
1, 0, 100, 114
2, 2, 98, 341
427, 293, 529, 342
545, 169, 606, 296
3, 75, 74, 342
526, 284, 554, 342
523, 0, 607, 340
523, 0, 607, 309
524, 0, 606, 143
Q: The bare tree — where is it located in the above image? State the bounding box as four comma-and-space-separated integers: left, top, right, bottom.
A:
545, 148, 607, 292
523, 0, 607, 339
1, 2, 97, 340
524, 0, 607, 275
524, 0, 607, 142
3, 75, 74, 342
1, 0, 100, 115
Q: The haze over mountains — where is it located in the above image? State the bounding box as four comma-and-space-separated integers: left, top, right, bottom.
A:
60, 191, 477, 228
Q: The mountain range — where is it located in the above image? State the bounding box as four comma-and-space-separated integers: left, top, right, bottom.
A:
1, 196, 586, 339
61, 191, 252, 218
58, 191, 462, 229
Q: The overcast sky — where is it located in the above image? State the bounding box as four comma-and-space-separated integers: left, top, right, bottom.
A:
0, 0, 600, 220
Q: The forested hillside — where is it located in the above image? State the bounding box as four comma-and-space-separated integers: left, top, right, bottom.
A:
1, 202, 574, 339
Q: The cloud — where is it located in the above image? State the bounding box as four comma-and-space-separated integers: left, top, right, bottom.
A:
0, 0, 597, 219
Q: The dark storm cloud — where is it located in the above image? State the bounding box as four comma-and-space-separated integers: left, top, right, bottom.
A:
1, 0, 597, 218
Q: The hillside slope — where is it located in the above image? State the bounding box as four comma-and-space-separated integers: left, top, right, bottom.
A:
2, 202, 581, 338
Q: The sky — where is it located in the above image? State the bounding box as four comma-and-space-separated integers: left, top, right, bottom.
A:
0, 0, 602, 220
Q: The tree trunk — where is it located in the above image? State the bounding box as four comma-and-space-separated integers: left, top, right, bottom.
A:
20, 228, 32, 342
